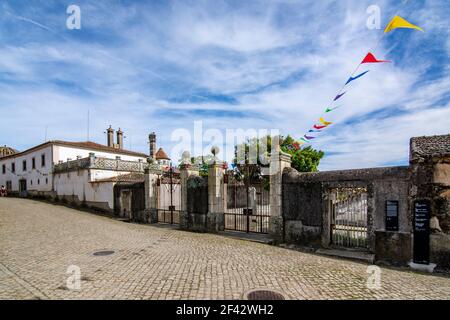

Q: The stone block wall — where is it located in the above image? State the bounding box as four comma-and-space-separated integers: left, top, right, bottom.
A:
282, 166, 411, 263
410, 135, 450, 268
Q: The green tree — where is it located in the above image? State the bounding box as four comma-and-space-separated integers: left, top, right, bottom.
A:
234, 134, 324, 173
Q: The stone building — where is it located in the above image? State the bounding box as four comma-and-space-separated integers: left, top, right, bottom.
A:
409, 135, 450, 267
279, 134, 450, 270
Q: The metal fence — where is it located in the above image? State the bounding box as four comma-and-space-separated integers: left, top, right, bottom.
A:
224, 169, 270, 234
157, 167, 181, 225
329, 187, 368, 248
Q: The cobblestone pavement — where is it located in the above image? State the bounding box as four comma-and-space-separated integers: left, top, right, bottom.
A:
1, 198, 449, 300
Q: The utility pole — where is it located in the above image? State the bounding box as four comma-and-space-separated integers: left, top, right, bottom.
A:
87, 109, 90, 141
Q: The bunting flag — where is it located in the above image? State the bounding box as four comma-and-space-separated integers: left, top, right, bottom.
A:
297, 14, 423, 148
361, 52, 391, 64
319, 117, 333, 126
325, 105, 341, 113
333, 92, 346, 101
384, 15, 424, 33
345, 70, 369, 85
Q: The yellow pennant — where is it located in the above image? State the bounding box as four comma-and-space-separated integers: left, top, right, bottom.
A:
319, 117, 333, 126
384, 15, 424, 33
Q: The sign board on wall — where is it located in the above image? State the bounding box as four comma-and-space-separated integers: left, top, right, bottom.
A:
386, 200, 399, 232
413, 200, 430, 265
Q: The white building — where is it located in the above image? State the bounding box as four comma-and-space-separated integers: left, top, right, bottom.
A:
0, 127, 149, 210
0, 128, 174, 214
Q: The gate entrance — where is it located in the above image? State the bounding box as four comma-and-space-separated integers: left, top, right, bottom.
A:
113, 182, 145, 220
329, 187, 368, 249
19, 179, 27, 197
157, 166, 181, 225
224, 165, 270, 234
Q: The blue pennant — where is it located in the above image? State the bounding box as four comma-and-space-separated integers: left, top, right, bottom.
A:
345, 70, 370, 85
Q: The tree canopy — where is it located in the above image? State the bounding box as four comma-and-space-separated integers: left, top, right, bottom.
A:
233, 134, 324, 173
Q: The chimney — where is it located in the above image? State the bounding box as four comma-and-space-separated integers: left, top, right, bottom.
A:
117, 128, 124, 149
107, 126, 114, 147
149, 132, 156, 159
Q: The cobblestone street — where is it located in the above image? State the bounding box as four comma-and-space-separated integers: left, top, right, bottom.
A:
1, 198, 449, 300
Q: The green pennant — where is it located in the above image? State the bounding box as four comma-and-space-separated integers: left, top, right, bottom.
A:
325, 105, 341, 113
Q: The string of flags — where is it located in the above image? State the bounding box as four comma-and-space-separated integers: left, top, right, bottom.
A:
288, 15, 424, 151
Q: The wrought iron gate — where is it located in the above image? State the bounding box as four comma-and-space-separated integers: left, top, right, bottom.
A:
224, 165, 270, 234
157, 166, 181, 224
330, 187, 368, 249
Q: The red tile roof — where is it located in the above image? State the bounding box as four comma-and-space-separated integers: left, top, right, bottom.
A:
155, 147, 170, 160
0, 140, 148, 160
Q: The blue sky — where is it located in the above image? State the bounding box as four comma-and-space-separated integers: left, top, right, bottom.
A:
1, 0, 449, 170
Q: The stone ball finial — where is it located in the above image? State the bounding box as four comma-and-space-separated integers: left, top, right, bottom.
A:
181, 150, 191, 164
211, 146, 220, 156
182, 150, 191, 159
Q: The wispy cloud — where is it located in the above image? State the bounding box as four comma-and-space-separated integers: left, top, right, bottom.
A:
0, 0, 449, 169
4, 10, 55, 33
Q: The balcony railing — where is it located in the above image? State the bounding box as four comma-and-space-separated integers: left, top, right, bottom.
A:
53, 156, 147, 173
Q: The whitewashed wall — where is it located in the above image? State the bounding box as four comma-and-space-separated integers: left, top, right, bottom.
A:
53, 169, 117, 210
0, 145, 53, 192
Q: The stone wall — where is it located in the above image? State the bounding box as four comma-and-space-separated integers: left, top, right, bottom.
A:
410, 135, 450, 268
282, 166, 411, 262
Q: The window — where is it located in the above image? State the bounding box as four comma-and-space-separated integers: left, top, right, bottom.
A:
6, 181, 12, 190
38, 179, 40, 185
2, 164, 5, 174
46, 178, 48, 184
41, 154, 46, 168
32, 157, 36, 169
30, 180, 33, 186
22, 160, 27, 172
11, 163, 15, 173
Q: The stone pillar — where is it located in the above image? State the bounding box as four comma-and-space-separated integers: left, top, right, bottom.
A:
179, 151, 200, 230
207, 148, 225, 232
269, 145, 292, 243
144, 165, 161, 223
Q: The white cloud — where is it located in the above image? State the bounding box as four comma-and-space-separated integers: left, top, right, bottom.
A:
0, 0, 449, 170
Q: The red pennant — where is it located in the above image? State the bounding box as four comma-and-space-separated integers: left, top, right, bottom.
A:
361, 52, 391, 64
313, 124, 327, 130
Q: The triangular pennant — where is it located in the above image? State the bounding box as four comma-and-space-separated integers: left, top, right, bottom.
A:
325, 105, 341, 113
309, 129, 322, 133
304, 135, 315, 140
384, 15, 424, 33
313, 124, 327, 130
334, 92, 346, 101
300, 138, 309, 143
361, 52, 391, 64
319, 117, 333, 126
345, 70, 369, 85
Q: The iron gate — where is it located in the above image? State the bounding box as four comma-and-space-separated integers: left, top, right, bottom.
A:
157, 166, 181, 224
224, 165, 270, 234
330, 187, 368, 249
